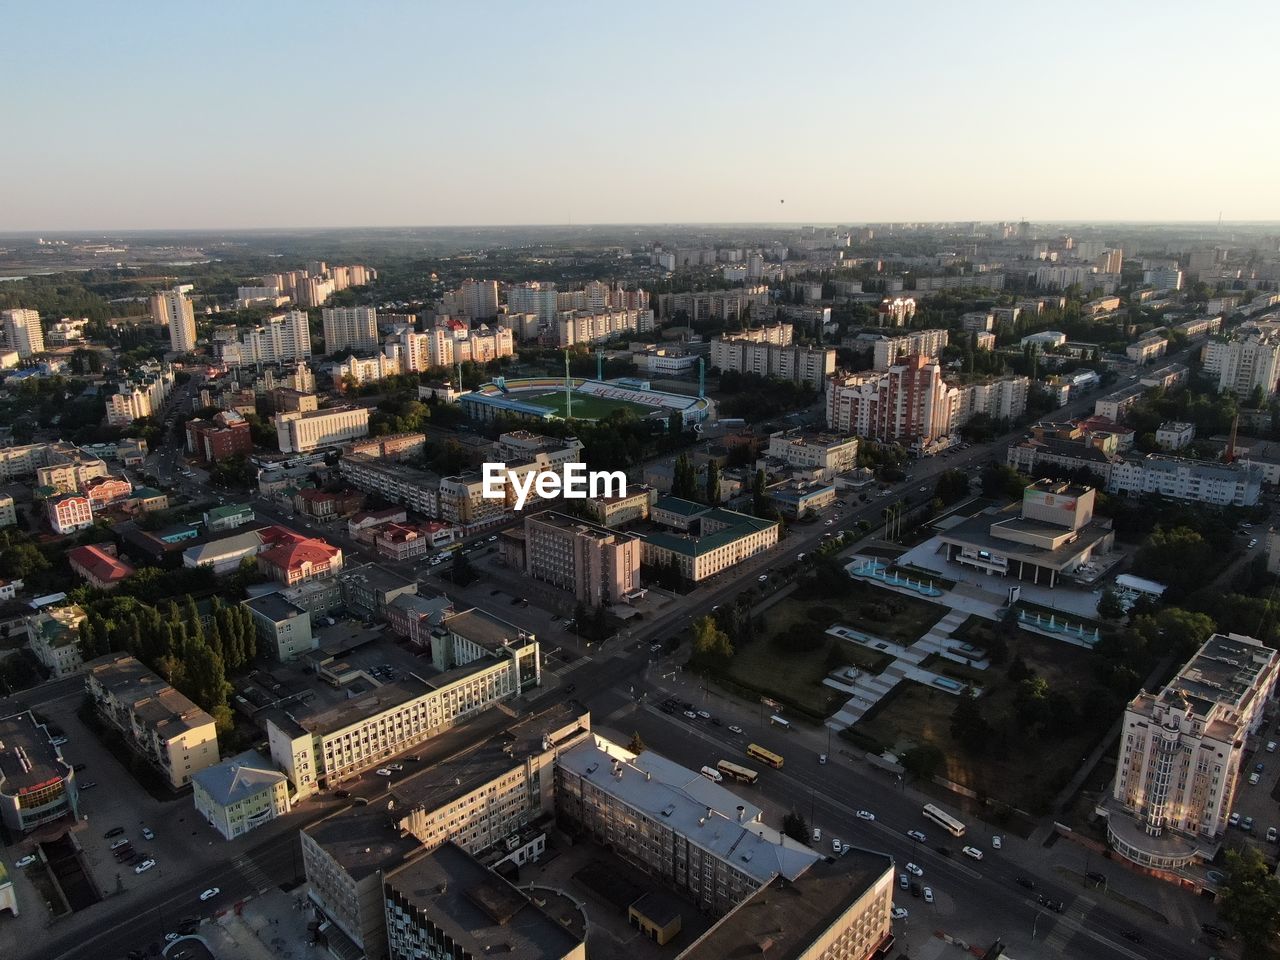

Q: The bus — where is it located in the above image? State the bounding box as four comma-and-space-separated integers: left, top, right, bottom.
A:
922, 803, 966, 838
746, 743, 784, 769
716, 760, 760, 785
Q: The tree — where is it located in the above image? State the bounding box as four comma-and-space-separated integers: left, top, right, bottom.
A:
934, 470, 970, 506
900, 744, 944, 781
689, 615, 734, 669
950, 691, 992, 755
782, 810, 810, 845
671, 454, 699, 501
1218, 846, 1280, 951
451, 548, 476, 586
980, 463, 1028, 501
705, 461, 721, 505
627, 731, 647, 754
0, 542, 49, 580
1097, 588, 1126, 621
752, 469, 768, 517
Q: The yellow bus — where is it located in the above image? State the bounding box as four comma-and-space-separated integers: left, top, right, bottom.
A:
746, 743, 783, 769
716, 760, 760, 785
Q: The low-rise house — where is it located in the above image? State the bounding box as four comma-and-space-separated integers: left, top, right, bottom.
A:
67, 543, 134, 590
192, 750, 292, 841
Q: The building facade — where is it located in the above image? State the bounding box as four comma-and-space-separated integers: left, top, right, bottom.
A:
523, 511, 642, 606
276, 406, 371, 453
192, 750, 292, 841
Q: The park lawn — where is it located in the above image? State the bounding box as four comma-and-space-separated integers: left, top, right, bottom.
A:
855, 630, 1102, 813
827, 577, 948, 644
523, 390, 654, 420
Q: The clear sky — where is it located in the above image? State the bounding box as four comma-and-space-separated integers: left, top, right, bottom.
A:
7, 0, 1279, 230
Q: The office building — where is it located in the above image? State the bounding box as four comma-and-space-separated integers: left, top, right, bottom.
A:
581, 486, 656, 528
765, 430, 859, 477
337, 563, 418, 619
523, 511, 642, 607
1143, 266, 1183, 291
936, 480, 1115, 587
640, 501, 779, 582
186, 410, 253, 462
192, 750, 292, 841
243, 593, 315, 661
152, 287, 198, 353
2, 308, 45, 358
47, 493, 93, 535
0, 710, 79, 834
384, 844, 586, 960
1099, 633, 1280, 879
85, 652, 220, 790
871, 329, 948, 370
276, 406, 370, 453
322, 307, 379, 353
555, 734, 820, 917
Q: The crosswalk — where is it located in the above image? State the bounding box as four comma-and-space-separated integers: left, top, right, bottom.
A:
1040, 894, 1093, 955
234, 854, 273, 895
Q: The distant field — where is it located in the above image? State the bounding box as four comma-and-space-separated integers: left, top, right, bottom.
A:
522, 389, 656, 420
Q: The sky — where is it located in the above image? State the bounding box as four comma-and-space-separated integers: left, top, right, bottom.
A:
6, 0, 1280, 230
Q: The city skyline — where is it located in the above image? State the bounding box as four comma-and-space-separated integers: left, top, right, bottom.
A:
8, 0, 1280, 231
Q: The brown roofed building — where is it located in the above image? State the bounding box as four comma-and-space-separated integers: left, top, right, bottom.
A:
67, 543, 134, 590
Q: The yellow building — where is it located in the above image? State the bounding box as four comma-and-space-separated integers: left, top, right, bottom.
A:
192, 750, 292, 840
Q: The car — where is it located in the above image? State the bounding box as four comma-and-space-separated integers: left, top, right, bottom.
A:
812, 827, 822, 843
334, 790, 352, 799
165, 934, 180, 943
1201, 922, 1230, 940
1257, 762, 1266, 773
104, 827, 125, 839
728, 725, 743, 735
199, 887, 220, 902
1086, 871, 1107, 885
387, 763, 404, 771
1015, 877, 1036, 890
142, 827, 154, 841
856, 810, 876, 821
134, 859, 157, 874
919, 486, 927, 492
796, 553, 805, 560
758, 575, 768, 582
1269, 741, 1277, 753
15, 854, 37, 868
906, 830, 926, 843
1244, 816, 1255, 832
923, 886, 934, 904
1121, 930, 1143, 944
1250, 539, 1259, 548
661, 704, 675, 715
905, 862, 923, 877
375, 768, 394, 777
110, 837, 130, 850
696, 710, 711, 720
73, 763, 87, 772
683, 710, 698, 719
898, 873, 908, 890
1269, 827, 1278, 843
991, 835, 1002, 850
825, 520, 833, 526
962, 845, 984, 861
1230, 812, 1241, 827
650, 643, 661, 653
832, 837, 843, 854
910, 881, 921, 898
1250, 772, 1261, 785
818, 753, 827, 765
891, 906, 909, 921
488, 535, 498, 542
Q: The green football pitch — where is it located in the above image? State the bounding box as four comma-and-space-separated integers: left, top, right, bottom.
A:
522, 389, 657, 420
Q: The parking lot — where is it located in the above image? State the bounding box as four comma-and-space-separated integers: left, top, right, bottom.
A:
1223, 720, 1280, 859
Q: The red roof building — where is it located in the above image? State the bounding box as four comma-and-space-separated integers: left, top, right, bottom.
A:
67, 544, 135, 590
83, 475, 134, 510
257, 538, 344, 586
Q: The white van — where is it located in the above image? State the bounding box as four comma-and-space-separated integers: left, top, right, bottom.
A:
699, 765, 723, 783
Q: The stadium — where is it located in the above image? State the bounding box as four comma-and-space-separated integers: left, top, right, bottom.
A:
461, 376, 715, 426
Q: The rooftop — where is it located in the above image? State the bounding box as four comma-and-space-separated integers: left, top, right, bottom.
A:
1138, 632, 1278, 725
653, 496, 711, 518
0, 710, 71, 795
337, 562, 416, 595
303, 804, 423, 882
385, 843, 583, 960
643, 507, 778, 558
85, 652, 215, 737
679, 851, 892, 960
557, 736, 817, 885
191, 750, 287, 807
67, 544, 134, 584
243, 592, 308, 622
442, 608, 535, 652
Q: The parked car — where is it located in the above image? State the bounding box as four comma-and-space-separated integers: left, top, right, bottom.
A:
1268, 827, 1278, 843
728, 725, 743, 735
683, 710, 697, 719
134, 859, 157, 874
812, 828, 822, 843
73, 763, 87, 772
334, 790, 351, 799
831, 837, 843, 854
1269, 740, 1277, 753
1015, 877, 1036, 890
905, 862, 923, 877
104, 827, 125, 839
696, 710, 711, 720
1230, 812, 1241, 827
375, 768, 393, 777
110, 838, 130, 851
757, 575, 768, 582
1257, 762, 1266, 773
891, 906, 909, 920
141, 827, 154, 841
856, 810, 875, 821
898, 873, 908, 890
910, 881, 921, 898
818, 753, 827, 764
923, 886, 934, 904
16, 855, 37, 868
962, 845, 984, 861
1244, 816, 1255, 832
991, 835, 1002, 850
1201, 922, 1230, 940
387, 763, 404, 771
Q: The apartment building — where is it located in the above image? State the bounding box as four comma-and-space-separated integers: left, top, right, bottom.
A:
276, 406, 370, 453
243, 593, 315, 661
27, 605, 87, 678
384, 844, 586, 960
871, 329, 948, 370
47, 493, 93, 535
1201, 325, 1280, 400
2, 308, 45, 357
555, 734, 819, 917
1109, 454, 1262, 507
826, 356, 958, 443
151, 286, 198, 352
556, 308, 655, 347
266, 616, 539, 797
322, 306, 379, 352
1126, 333, 1169, 364
961, 311, 995, 333
656, 286, 769, 324
192, 749, 292, 841
334, 352, 399, 388
85, 652, 221, 789
915, 272, 1004, 292
1156, 421, 1195, 451
582, 486, 656, 527
340, 453, 442, 516
186, 410, 253, 462
960, 376, 1030, 423
36, 446, 109, 493
640, 502, 779, 581
494, 430, 584, 467
711, 330, 835, 391
765, 430, 859, 477
0, 710, 79, 834
239, 310, 313, 363
522, 511, 641, 606
875, 296, 916, 327
1100, 633, 1279, 879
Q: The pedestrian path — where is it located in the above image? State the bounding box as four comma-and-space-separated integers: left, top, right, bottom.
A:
234, 854, 273, 895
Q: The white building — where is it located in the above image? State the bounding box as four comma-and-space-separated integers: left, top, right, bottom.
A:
231, 310, 312, 364
1109, 454, 1262, 507
1126, 334, 1169, 364
556, 309, 654, 348
871, 329, 949, 370
1155, 421, 1195, 451
711, 326, 835, 391
151, 287, 197, 353
2, 308, 45, 358
1100, 633, 1279, 878
1201, 326, 1280, 401
1143, 266, 1184, 291
1020, 331, 1067, 350
765, 430, 859, 477
322, 307, 379, 353
276, 406, 371, 454
192, 750, 292, 841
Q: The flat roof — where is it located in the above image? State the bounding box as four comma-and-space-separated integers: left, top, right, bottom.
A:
303, 804, 423, 882
679, 851, 892, 960
557, 736, 817, 885
0, 710, 71, 795
243, 592, 308, 622
442, 608, 534, 652
385, 843, 582, 960
653, 496, 711, 517
643, 509, 778, 558
337, 562, 417, 594
937, 510, 1114, 571
85, 653, 214, 736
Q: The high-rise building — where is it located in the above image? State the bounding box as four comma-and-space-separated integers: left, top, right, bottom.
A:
1, 308, 45, 358
152, 287, 198, 353
871, 329, 949, 370
1099, 632, 1280, 877
522, 511, 642, 607
826, 356, 959, 442
322, 307, 379, 353
711, 325, 835, 391
556, 308, 654, 347
1200, 324, 1280, 400
239, 310, 312, 363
